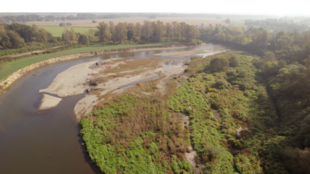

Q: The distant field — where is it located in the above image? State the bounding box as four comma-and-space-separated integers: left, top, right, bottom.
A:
39, 26, 97, 37
26, 17, 226, 27
0, 43, 173, 80
230, 19, 246, 27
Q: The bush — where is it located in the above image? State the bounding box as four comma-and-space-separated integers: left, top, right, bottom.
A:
238, 71, 247, 78
283, 147, 310, 173
226, 70, 236, 76
59, 23, 66, 27
103, 134, 114, 144
210, 57, 229, 71
201, 146, 221, 162
214, 80, 228, 89
229, 56, 240, 67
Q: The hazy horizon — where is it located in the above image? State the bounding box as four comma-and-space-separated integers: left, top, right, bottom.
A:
1, 0, 310, 17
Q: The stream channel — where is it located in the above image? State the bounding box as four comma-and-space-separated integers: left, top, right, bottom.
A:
0, 43, 224, 174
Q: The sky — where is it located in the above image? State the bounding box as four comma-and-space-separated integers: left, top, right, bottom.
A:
2, 0, 310, 16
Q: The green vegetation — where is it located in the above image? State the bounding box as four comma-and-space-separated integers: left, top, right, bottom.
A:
80, 80, 193, 173
0, 42, 172, 80
40, 26, 97, 37
169, 52, 275, 173
80, 50, 310, 173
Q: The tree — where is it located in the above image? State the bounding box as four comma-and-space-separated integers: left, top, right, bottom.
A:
59, 23, 66, 27
39, 28, 48, 42
252, 29, 269, 49
165, 23, 173, 41
263, 51, 276, 62
225, 19, 231, 24
32, 24, 39, 32
183, 24, 199, 44
62, 28, 71, 41
210, 57, 229, 71
135, 22, 142, 38
52, 37, 58, 44
152, 21, 164, 42
97, 22, 111, 42
78, 34, 89, 45
0, 32, 12, 48
109, 21, 115, 41
115, 22, 127, 43
127, 23, 136, 41
70, 28, 76, 40
92, 20, 97, 23
172, 21, 181, 41
6, 30, 25, 48
9, 23, 34, 43
88, 29, 94, 41
275, 31, 292, 50
229, 56, 240, 67
142, 20, 152, 37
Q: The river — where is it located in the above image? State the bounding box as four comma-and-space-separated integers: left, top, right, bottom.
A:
0, 43, 223, 174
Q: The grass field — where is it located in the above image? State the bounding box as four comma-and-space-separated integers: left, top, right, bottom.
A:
39, 26, 97, 37
26, 17, 226, 27
0, 43, 173, 81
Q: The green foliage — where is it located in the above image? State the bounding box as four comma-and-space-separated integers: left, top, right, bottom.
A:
210, 57, 229, 71
299, 115, 310, 147
214, 80, 228, 89
80, 90, 192, 173
168, 52, 286, 174
229, 56, 240, 67
78, 34, 89, 45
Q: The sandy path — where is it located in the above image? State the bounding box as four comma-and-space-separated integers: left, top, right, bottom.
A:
154, 47, 226, 58
39, 94, 62, 110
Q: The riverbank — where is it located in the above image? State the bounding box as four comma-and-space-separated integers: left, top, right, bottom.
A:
0, 43, 186, 95
39, 58, 187, 120
154, 47, 226, 58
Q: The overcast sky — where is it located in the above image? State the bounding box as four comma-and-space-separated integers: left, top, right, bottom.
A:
2, 0, 310, 16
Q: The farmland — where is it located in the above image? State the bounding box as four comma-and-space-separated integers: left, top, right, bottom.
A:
39, 26, 97, 37
26, 17, 226, 27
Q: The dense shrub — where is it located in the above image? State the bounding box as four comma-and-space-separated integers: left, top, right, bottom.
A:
214, 80, 228, 89
210, 57, 229, 71
229, 56, 240, 67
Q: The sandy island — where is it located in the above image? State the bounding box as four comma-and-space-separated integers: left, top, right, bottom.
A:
39, 94, 62, 110
39, 57, 187, 120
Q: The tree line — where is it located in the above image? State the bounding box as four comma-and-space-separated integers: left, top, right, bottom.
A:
92, 20, 200, 45
244, 18, 309, 34
0, 23, 60, 49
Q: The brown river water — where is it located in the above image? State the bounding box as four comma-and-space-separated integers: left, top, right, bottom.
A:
0, 43, 224, 174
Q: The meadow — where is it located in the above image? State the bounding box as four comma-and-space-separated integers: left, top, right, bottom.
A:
39, 26, 97, 37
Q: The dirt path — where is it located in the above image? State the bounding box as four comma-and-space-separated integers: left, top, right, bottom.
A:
181, 114, 204, 174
